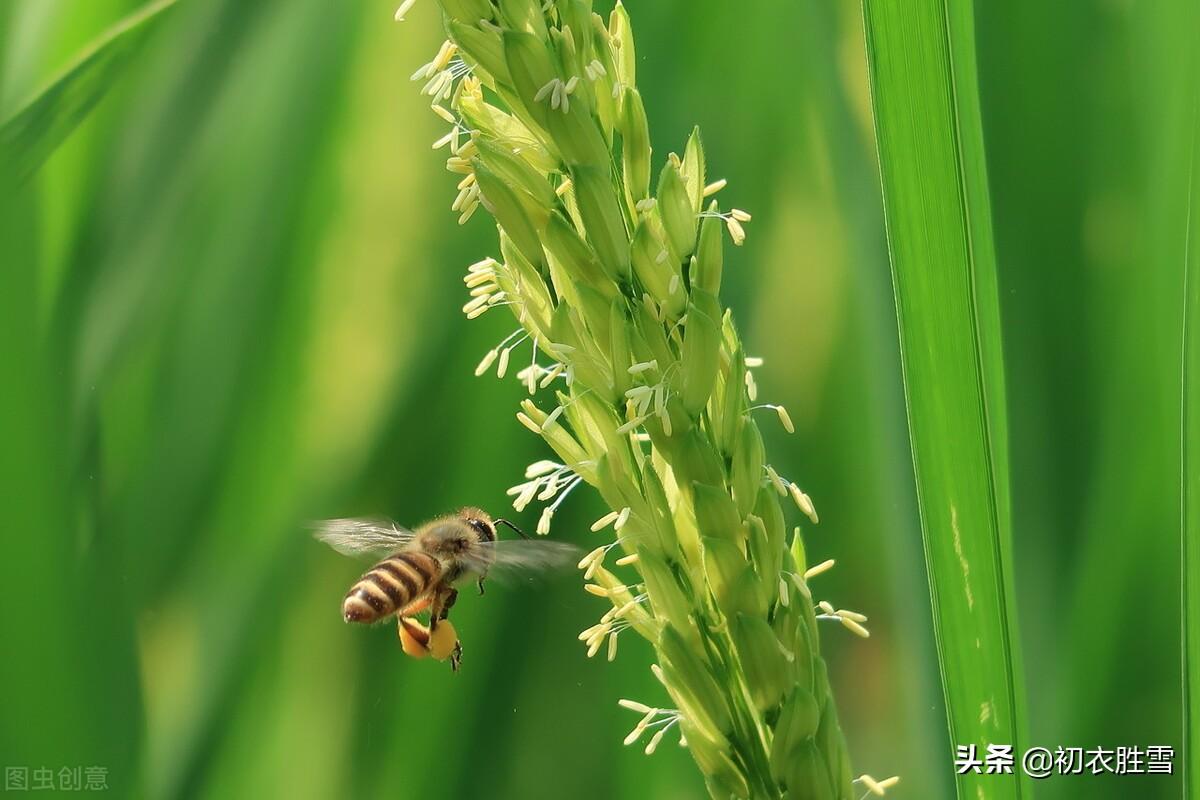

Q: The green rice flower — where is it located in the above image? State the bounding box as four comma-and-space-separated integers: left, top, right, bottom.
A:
397, 1, 895, 796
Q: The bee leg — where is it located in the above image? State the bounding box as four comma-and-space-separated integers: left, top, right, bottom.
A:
400, 596, 431, 617
476, 578, 485, 596
397, 616, 432, 660
427, 586, 457, 633
439, 588, 458, 620
423, 587, 462, 671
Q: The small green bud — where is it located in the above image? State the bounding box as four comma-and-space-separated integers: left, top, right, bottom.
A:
743, 516, 778, 613
556, 1, 592, 53
633, 300, 674, 367
682, 126, 706, 212
542, 86, 611, 167
731, 614, 791, 712
543, 304, 581, 352
630, 219, 677, 308
781, 742, 834, 800
619, 88, 651, 201
639, 460, 681, 558
775, 608, 815, 692
589, 453, 634, 516
502, 31, 559, 129
750, 483, 785, 586
660, 466, 704, 573
678, 722, 748, 800
576, 378, 634, 462
609, 300, 633, 396
543, 212, 615, 297
668, 427, 725, 488
703, 774, 748, 800
579, 284, 616, 347
474, 162, 547, 270
769, 688, 797, 780
702, 536, 756, 617
549, 25, 581, 77
657, 159, 697, 259
815, 699, 842, 759
638, 214, 686, 316
447, 20, 512, 87
692, 201, 724, 294
497, 0, 549, 40
599, 488, 667, 579
560, 388, 607, 457
637, 551, 694, 638
547, 306, 612, 399
720, 306, 740, 347
680, 289, 722, 417
730, 422, 764, 519
587, 13, 620, 136
813, 656, 831, 701
658, 624, 731, 734
440, 0, 494, 25
473, 135, 558, 208
608, 2, 636, 89
817, 702, 856, 796
790, 523, 810, 576
651, 392, 691, 443
622, 322, 662, 377
497, 232, 553, 332
571, 165, 631, 281
692, 482, 742, 541
714, 346, 746, 456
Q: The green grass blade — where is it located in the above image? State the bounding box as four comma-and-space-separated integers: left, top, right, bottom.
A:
0, 142, 141, 800
1185, 85, 1200, 800
861, 2, 1029, 798
0, 0, 178, 182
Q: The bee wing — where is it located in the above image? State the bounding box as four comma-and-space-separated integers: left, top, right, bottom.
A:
461, 539, 581, 584
312, 517, 415, 559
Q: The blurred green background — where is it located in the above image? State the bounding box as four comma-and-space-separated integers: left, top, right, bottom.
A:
0, 1, 1185, 798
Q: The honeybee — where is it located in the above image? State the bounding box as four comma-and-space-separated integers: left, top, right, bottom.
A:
314, 507, 577, 671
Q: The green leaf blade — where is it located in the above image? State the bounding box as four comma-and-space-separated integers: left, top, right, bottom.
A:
0, 0, 178, 182
1184, 87, 1200, 800
861, 2, 1029, 798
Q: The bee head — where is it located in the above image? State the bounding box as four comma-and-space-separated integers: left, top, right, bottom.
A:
457, 507, 496, 542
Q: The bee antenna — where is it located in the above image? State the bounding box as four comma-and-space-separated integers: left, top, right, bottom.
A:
494, 518, 530, 539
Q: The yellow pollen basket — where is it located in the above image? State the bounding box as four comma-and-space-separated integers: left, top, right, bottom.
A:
398, 617, 459, 661
427, 621, 459, 661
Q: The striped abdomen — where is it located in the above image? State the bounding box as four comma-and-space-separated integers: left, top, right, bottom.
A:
342, 551, 442, 623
